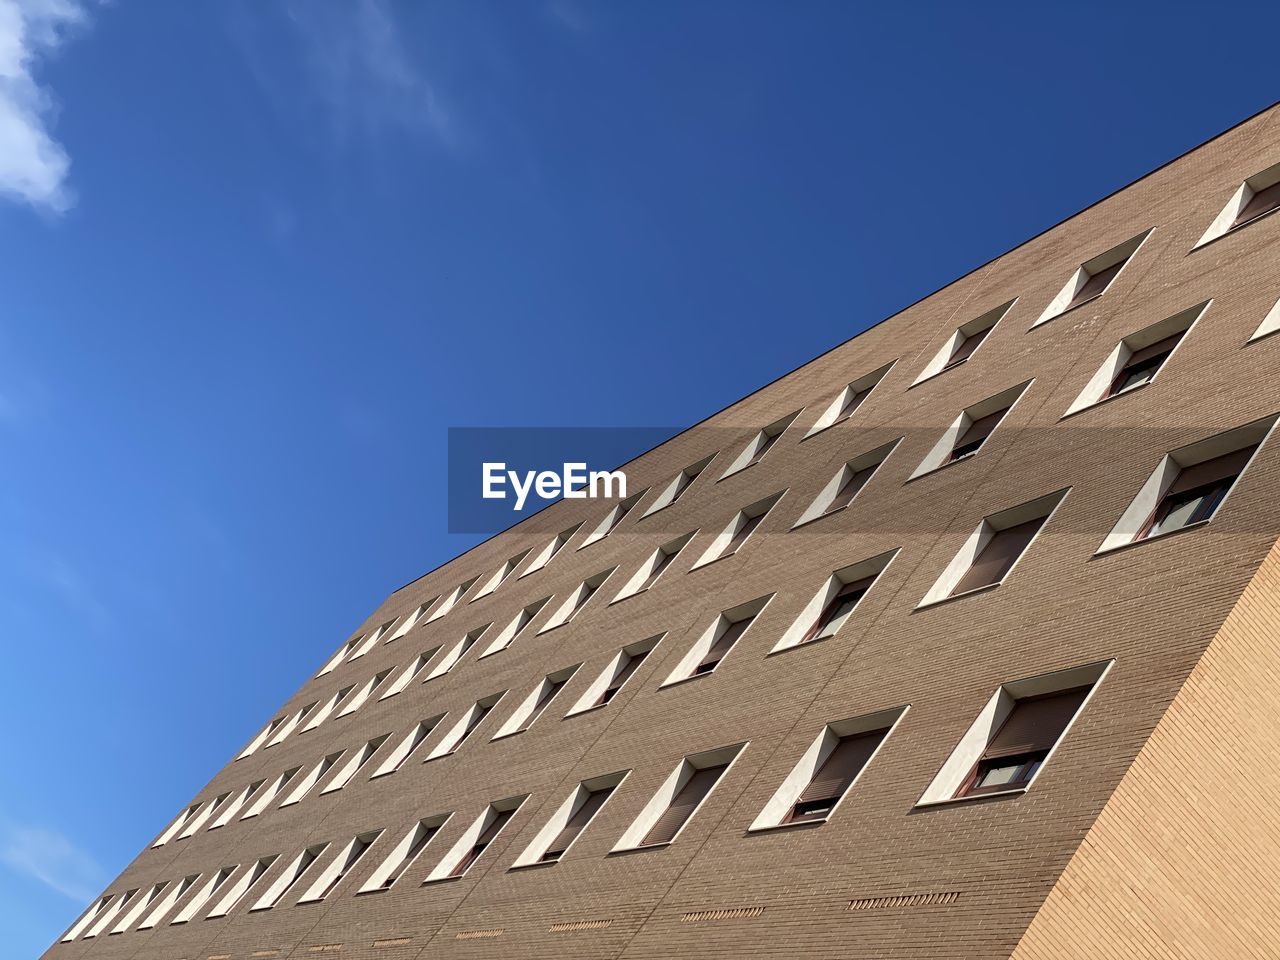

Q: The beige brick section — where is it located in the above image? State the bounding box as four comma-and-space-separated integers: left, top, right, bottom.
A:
1011, 534, 1280, 960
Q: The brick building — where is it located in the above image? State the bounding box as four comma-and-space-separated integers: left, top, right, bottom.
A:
45, 104, 1280, 960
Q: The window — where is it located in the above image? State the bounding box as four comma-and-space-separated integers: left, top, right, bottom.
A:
663, 597, 770, 683
612, 532, 695, 601
427, 692, 506, 759
109, 881, 169, 934
426, 796, 527, 882
83, 888, 136, 938
316, 637, 358, 677
612, 745, 743, 851
152, 802, 201, 848
581, 489, 649, 547
359, 815, 450, 892
911, 381, 1032, 478
241, 767, 300, 819
265, 702, 318, 746
919, 490, 1068, 606
479, 597, 550, 657
520, 524, 582, 577
321, 735, 390, 794
237, 716, 284, 760
805, 362, 894, 437
492, 666, 578, 739
913, 301, 1014, 385
386, 598, 437, 643
301, 685, 354, 732
348, 619, 396, 661
691, 491, 784, 568
918, 661, 1111, 805
643, 454, 715, 516
372, 715, 444, 777
210, 781, 263, 829
425, 577, 478, 623
138, 873, 201, 929
751, 708, 906, 830
1034, 230, 1151, 327
207, 856, 277, 918
61, 895, 114, 942
177, 792, 229, 839
336, 669, 393, 717
1065, 302, 1207, 415
279, 752, 345, 807
425, 623, 491, 680
538, 568, 616, 633
471, 550, 529, 600
513, 772, 626, 866
1099, 418, 1275, 552
1196, 160, 1280, 247
793, 440, 898, 526
567, 635, 663, 714
297, 832, 382, 903
379, 647, 442, 700
251, 845, 328, 911
720, 410, 801, 478
771, 550, 897, 652
171, 866, 235, 923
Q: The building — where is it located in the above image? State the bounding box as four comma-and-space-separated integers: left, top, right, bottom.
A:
45, 104, 1280, 960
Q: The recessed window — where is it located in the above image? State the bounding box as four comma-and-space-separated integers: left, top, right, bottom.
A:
301, 685, 354, 732
297, 832, 382, 903
480, 597, 550, 657
321, 735, 390, 794
513, 772, 627, 867
662, 596, 771, 684
492, 665, 579, 739
82, 888, 136, 938
138, 874, 200, 929
1196, 160, 1280, 247
379, 646, 442, 700
371, 715, 444, 777
425, 577, 478, 624
919, 489, 1068, 606
425, 623, 491, 680
643, 454, 715, 516
61, 894, 115, 942
176, 792, 230, 839
1251, 296, 1280, 341
280, 752, 346, 807
241, 767, 300, 819
720, 410, 801, 479
538, 568, 616, 633
336, 669, 393, 717
692, 491, 784, 568
427, 692, 506, 760
613, 532, 695, 601
567, 635, 663, 714
805, 362, 895, 438
1065, 302, 1206, 415
426, 796, 528, 882
1099, 417, 1274, 551
236, 716, 285, 760
152, 802, 202, 848
348, 619, 396, 661
316, 637, 359, 677
771, 550, 897, 652
359, 815, 450, 892
109, 881, 169, 934
386, 598, 436, 643
264, 702, 319, 747
914, 301, 1015, 385
210, 780, 264, 829
794, 440, 899, 526
250, 845, 328, 911
581, 489, 649, 548
207, 856, 278, 918
170, 866, 236, 924
520, 524, 582, 577
612, 744, 743, 851
751, 707, 906, 830
911, 381, 1032, 478
472, 550, 530, 601
918, 660, 1111, 806
1034, 231, 1152, 327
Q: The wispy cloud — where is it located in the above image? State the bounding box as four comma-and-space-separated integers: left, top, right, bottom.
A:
0, 0, 95, 215
0, 813, 102, 902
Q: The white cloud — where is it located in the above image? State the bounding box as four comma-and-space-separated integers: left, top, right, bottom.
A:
0, 0, 94, 214
0, 814, 103, 902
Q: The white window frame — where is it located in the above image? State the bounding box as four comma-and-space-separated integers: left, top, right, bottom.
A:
371, 714, 445, 778
491, 665, 579, 740
511, 770, 629, 867
177, 792, 229, 839
379, 647, 442, 700
479, 597, 550, 657
661, 596, 772, 685
336, 669, 392, 717
424, 623, 490, 680
83, 888, 136, 938
241, 767, 300, 819
207, 856, 277, 918
348, 618, 396, 661
566, 634, 664, 716
1033, 230, 1153, 328
109, 881, 169, 934
770, 550, 898, 652
804, 362, 895, 438
471, 550, 530, 600
612, 531, 696, 601
250, 844, 328, 911
387, 598, 436, 642
321, 735, 390, 794
426, 692, 506, 760
580, 488, 649, 548
520, 524, 582, 577
210, 781, 262, 829
170, 866, 236, 924
909, 380, 1032, 479
1195, 161, 1280, 248
317, 638, 358, 677
301, 685, 354, 732
279, 752, 345, 807
611, 744, 745, 852
264, 701, 318, 747
642, 454, 715, 517
61, 894, 114, 942
236, 716, 284, 760
1252, 296, 1280, 342
537, 568, 616, 634
912, 301, 1015, 386
152, 802, 201, 848
424, 796, 527, 883
793, 440, 899, 527
138, 873, 201, 929
358, 814, 452, 892
690, 491, 784, 568
425, 577, 478, 623
296, 832, 382, 903
719, 410, 801, 479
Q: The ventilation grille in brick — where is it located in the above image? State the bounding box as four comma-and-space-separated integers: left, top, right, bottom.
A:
455, 928, 504, 940
549, 919, 613, 932
209, 954, 231, 960
251, 952, 281, 958
307, 944, 343, 953
373, 937, 414, 948
848, 891, 960, 911
680, 906, 764, 923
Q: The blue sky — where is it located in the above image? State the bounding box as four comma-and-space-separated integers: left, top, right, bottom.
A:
1, 0, 1276, 952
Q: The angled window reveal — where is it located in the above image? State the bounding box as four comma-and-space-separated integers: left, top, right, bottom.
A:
805, 362, 895, 438
720, 410, 801, 479
643, 454, 715, 516
1196, 160, 1280, 248
336, 669, 393, 717
1099, 417, 1276, 552
138, 873, 202, 929
251, 844, 329, 911
317, 637, 359, 677
279, 752, 346, 807
479, 597, 550, 657
492, 666, 579, 739
472, 550, 530, 600
170, 866, 236, 924
538, 568, 616, 633
83, 888, 137, 938
914, 300, 1015, 385
1251, 296, 1280, 342
241, 767, 300, 819
425, 577, 479, 624
379, 646, 442, 700
919, 489, 1068, 607
427, 692, 506, 760
772, 550, 897, 652
513, 771, 627, 866
426, 796, 528, 882
61, 894, 115, 942
297, 832, 382, 903
207, 856, 278, 918
109, 881, 169, 934
613, 744, 744, 851
581, 489, 649, 548
301, 685, 355, 732
348, 619, 397, 661
663, 596, 771, 684
794, 440, 899, 526
911, 381, 1031, 478
567, 635, 663, 715
520, 523, 582, 577
210, 780, 265, 829
919, 660, 1112, 805
1034, 230, 1151, 327
359, 814, 451, 892
752, 707, 907, 829
613, 531, 696, 601
153, 802, 202, 848
321, 735, 390, 794
372, 715, 444, 777
425, 623, 491, 680
237, 715, 285, 760
176, 792, 230, 839
265, 701, 318, 747
386, 598, 437, 643
692, 491, 784, 568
